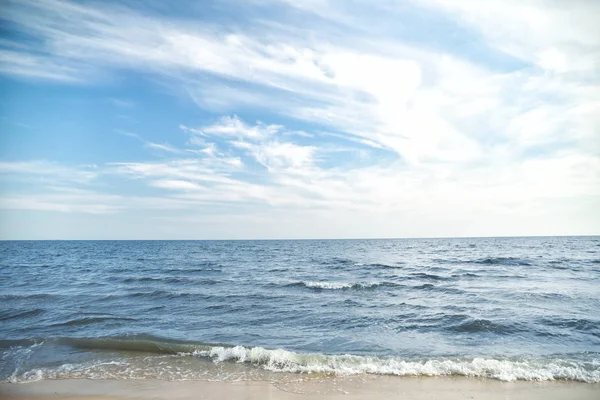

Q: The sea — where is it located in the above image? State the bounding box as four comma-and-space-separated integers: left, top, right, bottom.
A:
1, 237, 599, 384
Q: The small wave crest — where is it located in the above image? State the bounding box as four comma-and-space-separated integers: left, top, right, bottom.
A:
121, 276, 189, 284
473, 257, 531, 266
0, 309, 45, 322
434, 257, 532, 266
449, 318, 522, 334
48, 317, 137, 328
287, 281, 395, 290
409, 272, 449, 281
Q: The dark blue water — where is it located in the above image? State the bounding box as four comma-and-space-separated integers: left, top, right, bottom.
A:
1, 237, 599, 382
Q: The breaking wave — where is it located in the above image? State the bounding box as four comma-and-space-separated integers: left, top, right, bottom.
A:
4, 337, 599, 383
195, 345, 600, 382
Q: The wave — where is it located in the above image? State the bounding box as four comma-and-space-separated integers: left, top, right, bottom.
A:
267, 268, 288, 272
0, 309, 45, 321
1, 336, 205, 355
121, 276, 190, 284
286, 281, 396, 290
122, 289, 216, 300
409, 272, 449, 281
162, 267, 223, 274
472, 257, 531, 266
314, 257, 355, 270
449, 318, 522, 335
366, 263, 398, 269
434, 257, 532, 266
4, 337, 599, 383
452, 272, 480, 278
413, 283, 435, 290
329, 257, 354, 266
4, 264, 51, 269
0, 294, 59, 301
194, 346, 599, 382
283, 280, 462, 293
48, 317, 137, 328
537, 317, 600, 334
128, 290, 189, 299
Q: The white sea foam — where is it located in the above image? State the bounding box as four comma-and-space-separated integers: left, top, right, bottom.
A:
8, 344, 600, 383
6, 342, 44, 383
302, 281, 354, 289
299, 281, 383, 289
194, 345, 600, 383
10, 361, 129, 383
4, 336, 599, 384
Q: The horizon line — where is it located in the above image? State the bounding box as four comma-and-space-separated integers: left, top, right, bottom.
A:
1, 234, 599, 241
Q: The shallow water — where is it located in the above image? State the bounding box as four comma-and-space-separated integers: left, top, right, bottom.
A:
1, 237, 599, 382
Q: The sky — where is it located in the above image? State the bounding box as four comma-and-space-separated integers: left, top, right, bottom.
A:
0, 0, 599, 239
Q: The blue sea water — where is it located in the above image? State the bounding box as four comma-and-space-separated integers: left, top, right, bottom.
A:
1, 237, 599, 383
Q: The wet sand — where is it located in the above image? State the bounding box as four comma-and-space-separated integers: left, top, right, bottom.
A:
2, 376, 599, 400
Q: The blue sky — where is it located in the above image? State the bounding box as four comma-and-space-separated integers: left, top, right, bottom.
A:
1, 0, 599, 239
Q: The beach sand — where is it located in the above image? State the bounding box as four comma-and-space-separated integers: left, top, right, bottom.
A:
1, 376, 599, 400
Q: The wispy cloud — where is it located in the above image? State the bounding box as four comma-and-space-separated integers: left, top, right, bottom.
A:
0, 161, 100, 185
4, 0, 597, 162
0, 49, 89, 82
110, 98, 136, 109
1, 120, 598, 235
115, 129, 182, 154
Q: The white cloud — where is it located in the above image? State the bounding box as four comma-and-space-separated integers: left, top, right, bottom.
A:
112, 117, 599, 220
186, 115, 283, 141
111, 159, 240, 185
182, 116, 317, 172
0, 161, 100, 184
144, 142, 181, 153
247, 141, 316, 171
151, 179, 203, 191
1, 0, 491, 164
418, 0, 600, 72
0, 196, 119, 214
0, 49, 88, 82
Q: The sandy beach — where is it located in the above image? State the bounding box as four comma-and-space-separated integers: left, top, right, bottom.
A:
2, 377, 599, 400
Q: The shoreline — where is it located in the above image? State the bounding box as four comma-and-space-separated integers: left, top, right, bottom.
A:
2, 377, 599, 400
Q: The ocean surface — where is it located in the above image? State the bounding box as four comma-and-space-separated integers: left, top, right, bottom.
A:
1, 237, 599, 383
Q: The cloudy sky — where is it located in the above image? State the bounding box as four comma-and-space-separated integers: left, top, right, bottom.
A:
1, 0, 599, 239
